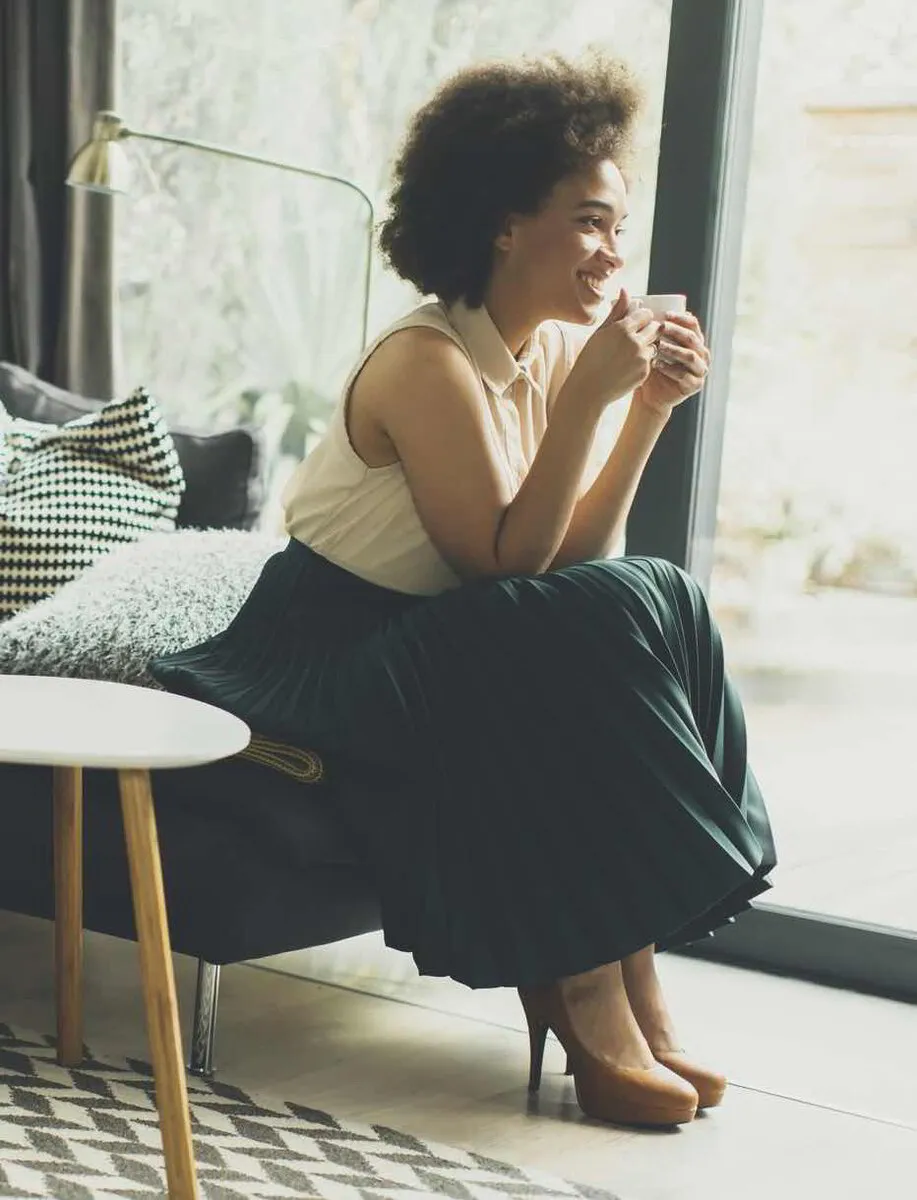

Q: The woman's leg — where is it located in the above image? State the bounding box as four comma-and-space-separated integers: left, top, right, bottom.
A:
619, 942, 729, 1108
620, 943, 682, 1053
549, 960, 656, 1070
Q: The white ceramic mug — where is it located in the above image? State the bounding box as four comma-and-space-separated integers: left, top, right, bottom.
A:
634, 293, 687, 319
634, 294, 687, 367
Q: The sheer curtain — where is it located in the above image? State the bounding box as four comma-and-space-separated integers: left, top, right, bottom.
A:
0, 0, 118, 397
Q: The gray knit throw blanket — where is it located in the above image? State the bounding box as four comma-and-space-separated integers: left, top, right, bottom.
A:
0, 528, 285, 688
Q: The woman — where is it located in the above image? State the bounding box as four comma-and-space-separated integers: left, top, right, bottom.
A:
151, 52, 776, 1129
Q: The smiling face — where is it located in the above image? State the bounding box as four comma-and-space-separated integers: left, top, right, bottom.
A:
494, 158, 629, 326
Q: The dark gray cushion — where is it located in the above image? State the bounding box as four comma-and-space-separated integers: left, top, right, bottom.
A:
0, 362, 264, 530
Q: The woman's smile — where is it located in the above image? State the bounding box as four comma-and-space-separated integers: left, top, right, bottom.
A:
576, 268, 611, 301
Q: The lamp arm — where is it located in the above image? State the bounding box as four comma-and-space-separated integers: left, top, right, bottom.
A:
123, 127, 374, 350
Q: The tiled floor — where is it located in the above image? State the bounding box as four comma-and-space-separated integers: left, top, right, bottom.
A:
0, 911, 914, 1200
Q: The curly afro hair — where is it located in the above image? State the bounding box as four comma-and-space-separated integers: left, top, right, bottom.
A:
378, 52, 644, 308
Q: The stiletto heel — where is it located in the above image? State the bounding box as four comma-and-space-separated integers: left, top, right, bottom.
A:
517, 984, 698, 1127
525, 1013, 549, 1092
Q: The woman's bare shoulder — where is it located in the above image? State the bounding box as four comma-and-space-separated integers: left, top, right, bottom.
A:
355, 323, 478, 409
347, 323, 480, 467
372, 322, 470, 370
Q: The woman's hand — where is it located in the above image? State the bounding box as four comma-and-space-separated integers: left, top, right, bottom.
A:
634, 310, 711, 416
564, 288, 660, 411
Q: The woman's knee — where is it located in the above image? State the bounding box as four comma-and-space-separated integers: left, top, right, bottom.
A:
627, 555, 697, 588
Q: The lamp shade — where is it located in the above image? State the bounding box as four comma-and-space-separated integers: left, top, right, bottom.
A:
66, 111, 132, 194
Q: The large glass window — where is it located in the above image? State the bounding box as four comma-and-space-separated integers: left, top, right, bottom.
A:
709, 0, 916, 932
118, 0, 673, 527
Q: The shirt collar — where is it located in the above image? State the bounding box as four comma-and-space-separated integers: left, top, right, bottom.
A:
445, 298, 537, 397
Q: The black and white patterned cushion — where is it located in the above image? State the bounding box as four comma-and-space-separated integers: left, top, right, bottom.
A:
0, 362, 266, 530
0, 387, 184, 619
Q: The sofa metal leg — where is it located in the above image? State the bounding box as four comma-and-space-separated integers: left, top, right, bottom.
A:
188, 959, 220, 1078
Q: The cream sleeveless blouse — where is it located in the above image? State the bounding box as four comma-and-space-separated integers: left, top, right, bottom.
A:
282, 298, 576, 595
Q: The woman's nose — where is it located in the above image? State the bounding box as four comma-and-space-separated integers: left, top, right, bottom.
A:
598, 244, 623, 271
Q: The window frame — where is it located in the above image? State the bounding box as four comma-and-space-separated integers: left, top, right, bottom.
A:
629, 0, 917, 1003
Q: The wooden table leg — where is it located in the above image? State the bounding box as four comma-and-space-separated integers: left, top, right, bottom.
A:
119, 768, 198, 1200
53, 765, 83, 1067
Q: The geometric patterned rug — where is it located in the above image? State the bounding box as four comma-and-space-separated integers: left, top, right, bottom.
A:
0, 1025, 619, 1199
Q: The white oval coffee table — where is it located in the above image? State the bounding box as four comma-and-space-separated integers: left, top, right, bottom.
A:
0, 675, 250, 1200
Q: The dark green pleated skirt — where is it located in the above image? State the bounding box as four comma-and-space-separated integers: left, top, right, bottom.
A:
149, 537, 776, 989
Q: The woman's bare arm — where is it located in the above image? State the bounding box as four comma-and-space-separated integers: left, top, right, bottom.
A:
548, 400, 670, 568
365, 327, 607, 580
549, 309, 711, 567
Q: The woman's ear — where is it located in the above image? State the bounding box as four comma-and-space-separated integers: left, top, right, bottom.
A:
493, 213, 517, 253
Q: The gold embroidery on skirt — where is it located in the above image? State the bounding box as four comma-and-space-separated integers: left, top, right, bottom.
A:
237, 733, 325, 783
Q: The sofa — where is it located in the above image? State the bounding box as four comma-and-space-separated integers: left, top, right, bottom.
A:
0, 363, 383, 1075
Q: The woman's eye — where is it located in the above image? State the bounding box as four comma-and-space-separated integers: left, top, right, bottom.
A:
580, 217, 627, 236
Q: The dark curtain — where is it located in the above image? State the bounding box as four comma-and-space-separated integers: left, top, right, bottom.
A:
0, 0, 118, 397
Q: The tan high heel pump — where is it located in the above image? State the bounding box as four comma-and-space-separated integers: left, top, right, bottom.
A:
563, 1048, 727, 1109
519, 984, 698, 1127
